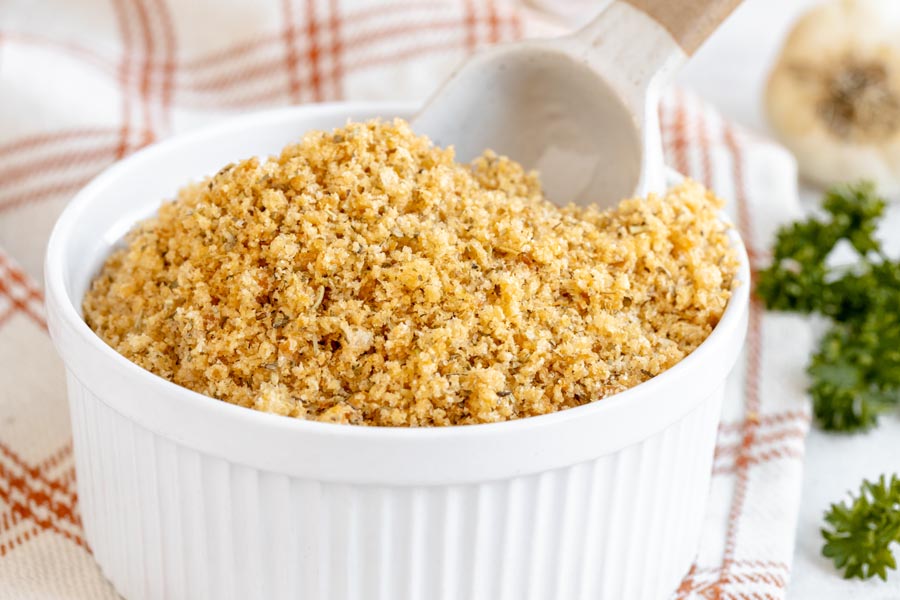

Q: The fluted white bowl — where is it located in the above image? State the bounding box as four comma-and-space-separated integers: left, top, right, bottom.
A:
45, 103, 750, 600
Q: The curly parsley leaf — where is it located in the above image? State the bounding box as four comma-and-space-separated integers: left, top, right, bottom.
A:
822, 181, 885, 256
809, 320, 900, 431
755, 182, 900, 432
756, 182, 886, 316
822, 475, 900, 580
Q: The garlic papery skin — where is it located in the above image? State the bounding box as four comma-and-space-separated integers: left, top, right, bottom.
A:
766, 0, 900, 195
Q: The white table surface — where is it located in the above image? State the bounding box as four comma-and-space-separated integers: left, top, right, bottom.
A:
678, 1, 900, 597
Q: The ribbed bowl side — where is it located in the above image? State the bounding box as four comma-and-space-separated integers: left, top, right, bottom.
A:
67, 370, 722, 600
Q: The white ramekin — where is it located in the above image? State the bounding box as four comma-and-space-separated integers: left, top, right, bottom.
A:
45, 103, 750, 600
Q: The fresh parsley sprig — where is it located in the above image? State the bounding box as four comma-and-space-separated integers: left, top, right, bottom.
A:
755, 182, 900, 432
757, 183, 900, 580
822, 475, 900, 580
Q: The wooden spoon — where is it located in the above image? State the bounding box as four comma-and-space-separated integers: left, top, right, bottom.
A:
412, 0, 743, 207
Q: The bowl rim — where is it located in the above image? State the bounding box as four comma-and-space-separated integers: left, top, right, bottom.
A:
44, 101, 750, 457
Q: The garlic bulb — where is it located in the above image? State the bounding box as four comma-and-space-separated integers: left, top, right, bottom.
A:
766, 0, 900, 195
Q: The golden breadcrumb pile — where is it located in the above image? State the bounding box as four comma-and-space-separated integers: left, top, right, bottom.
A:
83, 119, 738, 426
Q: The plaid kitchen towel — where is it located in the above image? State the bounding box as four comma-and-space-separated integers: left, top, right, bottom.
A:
0, 0, 810, 598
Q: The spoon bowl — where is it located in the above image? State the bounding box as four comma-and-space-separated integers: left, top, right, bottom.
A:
413, 45, 643, 206
414, 0, 743, 207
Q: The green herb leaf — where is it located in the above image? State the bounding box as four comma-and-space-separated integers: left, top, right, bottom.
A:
822, 181, 885, 256
755, 182, 900, 432
822, 475, 900, 580
808, 321, 900, 431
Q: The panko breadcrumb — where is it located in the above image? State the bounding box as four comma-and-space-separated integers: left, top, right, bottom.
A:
83, 119, 738, 426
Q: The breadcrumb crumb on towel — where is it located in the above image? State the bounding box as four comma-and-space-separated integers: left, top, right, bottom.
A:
83, 119, 738, 426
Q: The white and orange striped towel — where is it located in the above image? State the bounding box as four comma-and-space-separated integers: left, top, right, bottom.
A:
0, 1, 810, 598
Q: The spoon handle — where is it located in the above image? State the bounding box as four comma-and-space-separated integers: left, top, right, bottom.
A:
621, 0, 744, 54
563, 0, 742, 197
570, 0, 744, 94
